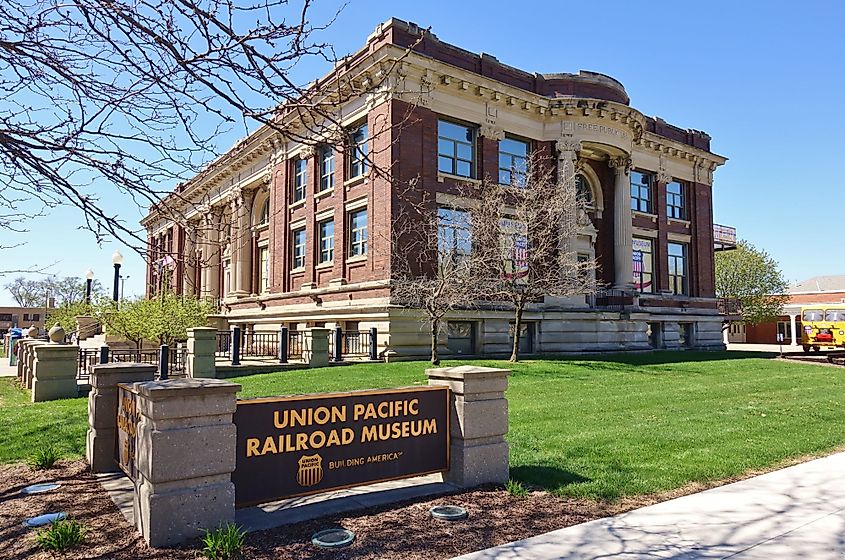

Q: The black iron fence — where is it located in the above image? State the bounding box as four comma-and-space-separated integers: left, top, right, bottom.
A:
214, 326, 379, 365
216, 331, 231, 358
77, 346, 187, 382
588, 288, 628, 312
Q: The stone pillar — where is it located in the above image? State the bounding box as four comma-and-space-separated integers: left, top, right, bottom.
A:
131, 378, 240, 547
25, 340, 47, 389
183, 223, 197, 296
556, 137, 581, 258
789, 313, 799, 346
86, 363, 157, 473
31, 344, 79, 402
427, 365, 510, 487
303, 328, 329, 368
187, 327, 217, 378
609, 156, 633, 290
230, 189, 253, 296
208, 210, 221, 298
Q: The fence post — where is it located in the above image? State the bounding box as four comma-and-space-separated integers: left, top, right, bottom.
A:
369, 327, 378, 361
130, 378, 240, 546
333, 325, 343, 363
159, 344, 169, 380
99, 345, 109, 364
279, 327, 288, 363
187, 327, 217, 379
86, 363, 157, 473
230, 325, 241, 366
427, 365, 511, 487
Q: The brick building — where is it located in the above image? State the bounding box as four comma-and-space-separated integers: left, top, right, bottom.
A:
735, 275, 845, 346
142, 18, 728, 358
0, 306, 48, 336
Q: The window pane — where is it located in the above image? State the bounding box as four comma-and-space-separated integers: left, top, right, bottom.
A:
438, 156, 453, 173
456, 142, 472, 160
456, 161, 471, 177
438, 138, 453, 156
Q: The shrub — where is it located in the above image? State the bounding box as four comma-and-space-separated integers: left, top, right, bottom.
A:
201, 523, 246, 560
36, 518, 85, 552
506, 478, 529, 498
29, 443, 60, 470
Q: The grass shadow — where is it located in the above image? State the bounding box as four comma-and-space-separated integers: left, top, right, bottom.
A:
510, 465, 591, 489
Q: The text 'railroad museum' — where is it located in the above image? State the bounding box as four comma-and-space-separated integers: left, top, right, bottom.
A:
142, 18, 728, 358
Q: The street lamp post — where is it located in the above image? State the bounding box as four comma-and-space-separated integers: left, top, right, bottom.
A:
85, 269, 94, 305
112, 250, 124, 302
120, 275, 130, 301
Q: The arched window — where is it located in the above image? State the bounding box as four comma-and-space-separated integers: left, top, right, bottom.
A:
575, 174, 593, 205
259, 199, 269, 225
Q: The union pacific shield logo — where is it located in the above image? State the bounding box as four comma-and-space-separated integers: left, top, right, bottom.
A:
297, 454, 323, 487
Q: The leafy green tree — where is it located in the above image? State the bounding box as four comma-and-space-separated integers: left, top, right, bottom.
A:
46, 301, 92, 334
96, 294, 214, 349
715, 240, 789, 324
5, 276, 103, 307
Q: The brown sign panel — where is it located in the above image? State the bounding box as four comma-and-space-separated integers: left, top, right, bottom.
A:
233, 386, 450, 507
116, 384, 139, 480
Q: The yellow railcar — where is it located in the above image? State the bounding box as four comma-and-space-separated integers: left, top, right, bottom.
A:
801, 304, 845, 352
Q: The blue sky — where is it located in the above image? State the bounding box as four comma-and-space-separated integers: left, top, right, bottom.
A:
2, 0, 843, 304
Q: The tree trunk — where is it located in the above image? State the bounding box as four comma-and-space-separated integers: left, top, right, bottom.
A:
510, 304, 524, 363
430, 317, 440, 365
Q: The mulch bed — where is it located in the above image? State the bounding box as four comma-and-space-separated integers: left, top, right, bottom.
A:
1, 455, 832, 560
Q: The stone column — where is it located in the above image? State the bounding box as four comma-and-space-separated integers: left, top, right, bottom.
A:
187, 327, 217, 378
86, 363, 157, 473
208, 210, 221, 298
427, 365, 510, 487
609, 156, 633, 290
789, 313, 800, 346
131, 378, 240, 547
557, 137, 581, 258
230, 189, 253, 296
183, 222, 197, 296
303, 327, 329, 368
31, 344, 78, 402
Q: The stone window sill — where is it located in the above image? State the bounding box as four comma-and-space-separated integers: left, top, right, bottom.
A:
344, 175, 366, 188
438, 172, 480, 185
346, 255, 368, 265
288, 200, 306, 211
315, 188, 334, 200
315, 262, 333, 270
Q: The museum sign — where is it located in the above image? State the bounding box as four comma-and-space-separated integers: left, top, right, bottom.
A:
232, 386, 450, 506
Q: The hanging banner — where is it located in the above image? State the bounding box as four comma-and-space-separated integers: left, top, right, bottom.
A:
232, 386, 450, 506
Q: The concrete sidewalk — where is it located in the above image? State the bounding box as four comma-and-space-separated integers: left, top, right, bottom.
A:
453, 452, 845, 559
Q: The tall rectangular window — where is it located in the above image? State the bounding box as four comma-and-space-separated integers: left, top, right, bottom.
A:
348, 209, 368, 257
292, 158, 307, 202
437, 207, 471, 265
348, 124, 368, 178
632, 237, 654, 293
291, 228, 306, 269
666, 180, 686, 220
319, 146, 334, 192
498, 137, 529, 187
319, 220, 334, 264
630, 170, 653, 213
258, 246, 269, 292
437, 119, 475, 178
668, 242, 688, 295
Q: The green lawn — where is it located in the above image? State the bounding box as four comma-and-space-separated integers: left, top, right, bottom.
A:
2, 351, 845, 501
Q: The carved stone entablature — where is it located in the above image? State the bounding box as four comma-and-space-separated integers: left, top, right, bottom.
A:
608, 156, 632, 176
479, 122, 504, 140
